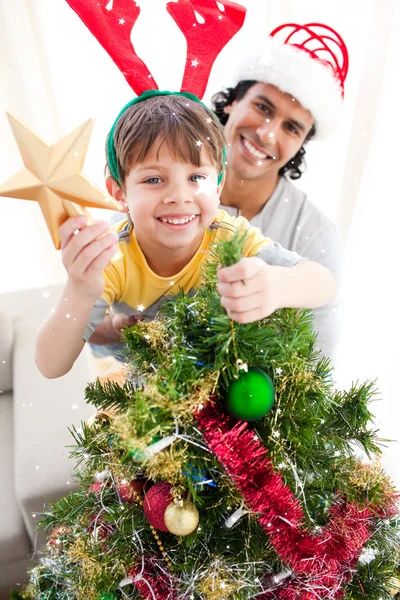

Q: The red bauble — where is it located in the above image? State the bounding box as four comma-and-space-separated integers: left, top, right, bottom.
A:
88, 514, 113, 542
118, 477, 146, 503
88, 481, 102, 496
143, 482, 173, 532
47, 525, 71, 552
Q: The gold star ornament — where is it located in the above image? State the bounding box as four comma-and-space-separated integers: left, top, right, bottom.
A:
0, 113, 122, 249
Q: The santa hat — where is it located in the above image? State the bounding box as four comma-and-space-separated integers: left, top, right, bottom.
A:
229, 23, 349, 140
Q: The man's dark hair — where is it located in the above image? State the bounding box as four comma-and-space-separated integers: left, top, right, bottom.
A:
211, 80, 316, 180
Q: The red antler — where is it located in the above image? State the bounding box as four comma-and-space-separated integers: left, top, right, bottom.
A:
167, 0, 246, 99
65, 0, 158, 95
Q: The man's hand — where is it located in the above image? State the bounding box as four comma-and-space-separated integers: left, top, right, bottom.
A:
217, 257, 281, 324
89, 313, 142, 345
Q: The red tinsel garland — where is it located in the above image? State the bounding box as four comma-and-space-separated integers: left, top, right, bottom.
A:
129, 559, 177, 600
128, 400, 396, 599
196, 401, 394, 600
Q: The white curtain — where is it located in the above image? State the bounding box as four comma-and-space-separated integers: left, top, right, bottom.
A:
0, 0, 399, 484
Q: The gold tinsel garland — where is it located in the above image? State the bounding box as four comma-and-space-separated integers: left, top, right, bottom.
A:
197, 559, 241, 599
348, 460, 399, 510
67, 538, 113, 600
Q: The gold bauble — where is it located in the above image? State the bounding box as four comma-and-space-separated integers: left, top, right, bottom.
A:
164, 500, 199, 536
388, 577, 400, 597
86, 410, 115, 429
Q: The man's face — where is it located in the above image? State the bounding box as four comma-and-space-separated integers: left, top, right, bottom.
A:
223, 82, 314, 181
123, 140, 221, 257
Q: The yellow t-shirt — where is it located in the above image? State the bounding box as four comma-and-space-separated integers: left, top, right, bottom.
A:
84, 209, 302, 341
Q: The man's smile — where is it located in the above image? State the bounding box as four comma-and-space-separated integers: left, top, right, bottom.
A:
240, 135, 277, 161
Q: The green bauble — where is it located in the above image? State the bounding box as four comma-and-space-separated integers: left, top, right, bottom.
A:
225, 367, 275, 421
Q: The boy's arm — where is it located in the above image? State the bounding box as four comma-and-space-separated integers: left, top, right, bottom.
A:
88, 313, 141, 345
35, 280, 96, 378
217, 258, 336, 324
35, 215, 119, 378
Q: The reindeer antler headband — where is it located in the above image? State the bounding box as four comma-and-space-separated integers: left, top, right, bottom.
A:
65, 0, 247, 184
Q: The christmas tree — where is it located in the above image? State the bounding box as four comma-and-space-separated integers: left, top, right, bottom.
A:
14, 233, 400, 600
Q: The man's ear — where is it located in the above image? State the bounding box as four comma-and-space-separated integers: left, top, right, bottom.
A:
106, 176, 129, 212
223, 101, 236, 116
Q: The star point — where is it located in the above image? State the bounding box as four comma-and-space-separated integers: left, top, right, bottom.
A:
191, 59, 199, 67
0, 113, 121, 249
137, 304, 145, 312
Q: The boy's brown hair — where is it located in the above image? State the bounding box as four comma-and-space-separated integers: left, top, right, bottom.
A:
109, 95, 226, 188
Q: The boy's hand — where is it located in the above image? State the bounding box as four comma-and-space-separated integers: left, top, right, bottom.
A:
60, 216, 118, 299
217, 257, 281, 324
89, 313, 143, 345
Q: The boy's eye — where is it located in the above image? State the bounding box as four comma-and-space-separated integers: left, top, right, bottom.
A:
190, 174, 206, 182
144, 177, 162, 184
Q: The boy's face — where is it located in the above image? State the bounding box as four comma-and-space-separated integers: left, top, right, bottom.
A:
115, 140, 222, 260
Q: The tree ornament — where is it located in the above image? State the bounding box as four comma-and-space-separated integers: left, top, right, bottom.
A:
88, 514, 114, 544
118, 477, 146, 503
47, 525, 71, 553
388, 576, 400, 597
0, 114, 122, 249
86, 410, 115, 429
143, 482, 173, 532
225, 366, 274, 421
164, 500, 199, 536
88, 481, 102, 496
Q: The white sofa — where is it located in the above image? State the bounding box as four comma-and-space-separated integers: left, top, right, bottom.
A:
0, 285, 97, 598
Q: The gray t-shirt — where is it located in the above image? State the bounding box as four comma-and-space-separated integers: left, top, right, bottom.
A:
221, 176, 343, 361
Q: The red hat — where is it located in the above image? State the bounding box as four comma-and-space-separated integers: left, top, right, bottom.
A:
230, 23, 349, 140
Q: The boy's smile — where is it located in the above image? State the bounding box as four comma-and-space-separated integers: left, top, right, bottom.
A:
156, 213, 199, 229
114, 140, 222, 276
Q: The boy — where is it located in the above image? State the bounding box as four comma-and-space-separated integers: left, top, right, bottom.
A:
35, 94, 335, 379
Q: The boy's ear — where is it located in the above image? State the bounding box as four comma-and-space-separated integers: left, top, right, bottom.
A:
217, 172, 226, 195
106, 176, 129, 212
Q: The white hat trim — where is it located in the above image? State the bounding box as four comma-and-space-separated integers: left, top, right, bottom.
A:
231, 39, 344, 140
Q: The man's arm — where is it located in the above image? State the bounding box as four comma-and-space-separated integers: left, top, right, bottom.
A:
296, 221, 344, 361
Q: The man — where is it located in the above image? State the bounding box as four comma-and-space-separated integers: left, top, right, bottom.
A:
208, 23, 348, 359
91, 22, 347, 361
